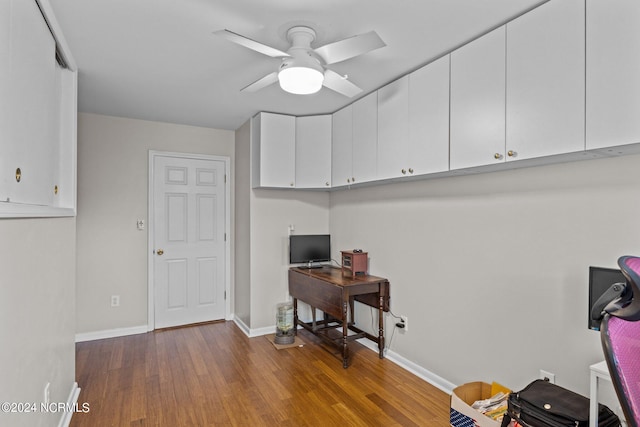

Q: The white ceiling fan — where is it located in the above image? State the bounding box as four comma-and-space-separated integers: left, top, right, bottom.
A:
214, 26, 386, 97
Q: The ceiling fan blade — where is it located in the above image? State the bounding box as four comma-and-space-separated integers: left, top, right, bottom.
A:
241, 72, 279, 92
323, 69, 362, 98
314, 31, 386, 65
214, 29, 290, 58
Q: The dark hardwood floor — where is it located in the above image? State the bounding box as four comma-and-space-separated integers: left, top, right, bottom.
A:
70, 321, 450, 426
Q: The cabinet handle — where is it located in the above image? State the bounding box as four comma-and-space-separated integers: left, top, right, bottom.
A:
494, 153, 503, 160
290, 182, 294, 187
401, 169, 406, 175
347, 178, 351, 183
408, 168, 414, 174
507, 150, 518, 158
15, 168, 21, 183
352, 177, 355, 182
325, 182, 330, 187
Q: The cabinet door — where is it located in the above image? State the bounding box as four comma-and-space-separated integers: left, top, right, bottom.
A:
409, 55, 450, 175
331, 105, 353, 187
0, 0, 11, 202
352, 92, 378, 184
450, 27, 506, 170
4, 0, 58, 205
295, 115, 331, 189
377, 76, 409, 180
507, 0, 585, 160
252, 112, 296, 188
586, 0, 640, 149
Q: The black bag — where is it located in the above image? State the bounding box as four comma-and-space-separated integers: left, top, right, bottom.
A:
500, 379, 620, 427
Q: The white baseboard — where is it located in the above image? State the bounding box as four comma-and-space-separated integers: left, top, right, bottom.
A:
75, 325, 148, 342
57, 382, 80, 427
233, 317, 275, 337
357, 338, 455, 394
233, 317, 250, 336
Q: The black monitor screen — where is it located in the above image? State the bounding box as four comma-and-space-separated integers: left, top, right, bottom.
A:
589, 266, 627, 330
289, 234, 330, 265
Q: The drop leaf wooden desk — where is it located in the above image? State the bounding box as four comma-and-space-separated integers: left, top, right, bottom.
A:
288, 266, 390, 368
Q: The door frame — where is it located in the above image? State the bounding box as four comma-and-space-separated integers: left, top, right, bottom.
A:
147, 150, 231, 331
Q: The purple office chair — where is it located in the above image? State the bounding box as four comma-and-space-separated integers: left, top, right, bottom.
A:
599, 256, 640, 427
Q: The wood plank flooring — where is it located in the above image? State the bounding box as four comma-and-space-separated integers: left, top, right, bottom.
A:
70, 321, 450, 426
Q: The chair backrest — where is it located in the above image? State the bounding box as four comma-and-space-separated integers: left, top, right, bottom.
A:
601, 255, 640, 427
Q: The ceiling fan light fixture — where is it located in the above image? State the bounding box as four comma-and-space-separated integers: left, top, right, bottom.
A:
278, 66, 324, 95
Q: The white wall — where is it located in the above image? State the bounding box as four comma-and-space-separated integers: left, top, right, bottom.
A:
0, 217, 76, 427
330, 153, 640, 398
76, 113, 234, 335
249, 189, 330, 329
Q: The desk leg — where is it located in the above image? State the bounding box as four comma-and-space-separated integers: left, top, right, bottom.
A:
349, 296, 355, 326
342, 301, 349, 368
293, 298, 298, 336
378, 294, 385, 359
590, 369, 598, 427
312, 307, 317, 332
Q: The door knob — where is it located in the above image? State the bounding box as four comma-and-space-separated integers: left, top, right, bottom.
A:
156, 249, 164, 256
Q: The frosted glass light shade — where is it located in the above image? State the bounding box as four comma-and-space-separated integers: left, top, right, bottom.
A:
278, 66, 324, 95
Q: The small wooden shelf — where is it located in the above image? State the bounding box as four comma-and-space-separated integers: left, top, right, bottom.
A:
341, 251, 368, 277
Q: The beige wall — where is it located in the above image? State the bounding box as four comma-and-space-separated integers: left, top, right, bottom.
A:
330, 153, 640, 398
234, 120, 251, 325
0, 217, 76, 427
249, 189, 330, 329
76, 113, 234, 334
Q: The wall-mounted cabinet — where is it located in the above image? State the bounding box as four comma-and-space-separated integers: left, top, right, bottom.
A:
251, 112, 296, 188
331, 105, 353, 187
450, 27, 506, 170
351, 92, 378, 184
377, 76, 409, 180
506, 0, 585, 160
250, 0, 640, 192
408, 55, 450, 175
586, 0, 640, 151
252, 112, 332, 189
295, 115, 332, 189
0, 0, 77, 218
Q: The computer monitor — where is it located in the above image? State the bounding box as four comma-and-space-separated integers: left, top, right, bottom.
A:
589, 266, 627, 330
289, 234, 330, 268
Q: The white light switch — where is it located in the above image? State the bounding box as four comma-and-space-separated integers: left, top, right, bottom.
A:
137, 219, 145, 230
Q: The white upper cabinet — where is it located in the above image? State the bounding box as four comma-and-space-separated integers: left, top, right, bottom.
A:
377, 63, 450, 180
251, 112, 296, 188
0, 2, 11, 197
4, 0, 57, 206
450, 27, 506, 170
377, 76, 409, 180
586, 0, 640, 150
0, 0, 77, 217
331, 105, 353, 187
408, 55, 450, 175
507, 0, 585, 160
352, 92, 378, 184
295, 115, 332, 189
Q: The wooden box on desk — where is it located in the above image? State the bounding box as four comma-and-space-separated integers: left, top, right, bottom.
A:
341, 251, 368, 277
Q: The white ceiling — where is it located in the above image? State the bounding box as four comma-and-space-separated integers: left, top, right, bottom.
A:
49, 0, 547, 131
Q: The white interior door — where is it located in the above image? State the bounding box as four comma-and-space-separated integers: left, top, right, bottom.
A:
152, 154, 227, 329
